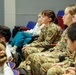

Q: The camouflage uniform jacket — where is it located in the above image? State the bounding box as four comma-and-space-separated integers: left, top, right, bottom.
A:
74, 51, 76, 74
50, 28, 71, 54
30, 22, 62, 47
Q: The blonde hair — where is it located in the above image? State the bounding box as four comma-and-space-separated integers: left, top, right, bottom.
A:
0, 40, 7, 66
66, 4, 76, 15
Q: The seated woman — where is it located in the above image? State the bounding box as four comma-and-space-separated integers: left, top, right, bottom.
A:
47, 22, 76, 75
18, 5, 76, 75
21, 9, 62, 59
10, 12, 45, 53
0, 25, 13, 61
0, 40, 14, 75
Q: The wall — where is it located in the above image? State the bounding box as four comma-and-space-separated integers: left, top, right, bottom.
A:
0, 0, 76, 29
16, 0, 76, 26
4, 0, 16, 31
0, 0, 4, 25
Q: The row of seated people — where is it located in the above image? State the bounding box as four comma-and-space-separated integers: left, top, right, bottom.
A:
10, 9, 63, 58
1, 4, 76, 75
0, 9, 63, 75
10, 9, 63, 75
0, 38, 19, 75
9, 10, 62, 57
11, 5, 76, 75
0, 25, 28, 75
10, 9, 66, 57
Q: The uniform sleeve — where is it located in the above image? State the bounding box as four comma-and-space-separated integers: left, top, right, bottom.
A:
44, 27, 60, 44
37, 26, 62, 46
30, 27, 45, 46
30, 26, 61, 47
51, 29, 67, 52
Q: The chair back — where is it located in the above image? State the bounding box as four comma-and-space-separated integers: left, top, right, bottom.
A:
13, 69, 20, 75
57, 10, 65, 30
26, 21, 36, 29
9, 61, 16, 69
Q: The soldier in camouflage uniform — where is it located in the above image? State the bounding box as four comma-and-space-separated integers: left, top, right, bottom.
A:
46, 52, 76, 75
47, 22, 76, 75
22, 9, 62, 59
18, 5, 76, 75
40, 51, 75, 75
39, 4, 76, 75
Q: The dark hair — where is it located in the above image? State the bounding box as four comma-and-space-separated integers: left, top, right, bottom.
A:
0, 25, 11, 42
41, 10, 58, 24
67, 22, 76, 42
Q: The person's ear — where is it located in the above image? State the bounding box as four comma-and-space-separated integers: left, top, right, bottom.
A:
72, 14, 76, 22
73, 40, 76, 49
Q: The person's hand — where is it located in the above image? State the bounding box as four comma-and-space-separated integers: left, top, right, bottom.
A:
22, 44, 30, 51
65, 67, 75, 74
8, 56, 13, 62
0, 51, 7, 66
51, 63, 64, 67
0, 51, 6, 56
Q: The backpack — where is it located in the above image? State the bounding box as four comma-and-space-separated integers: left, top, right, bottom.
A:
12, 26, 23, 38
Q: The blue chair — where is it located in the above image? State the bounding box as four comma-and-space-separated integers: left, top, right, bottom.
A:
19, 21, 37, 31
26, 21, 36, 29
12, 69, 20, 75
9, 61, 16, 69
57, 10, 64, 16
57, 10, 65, 30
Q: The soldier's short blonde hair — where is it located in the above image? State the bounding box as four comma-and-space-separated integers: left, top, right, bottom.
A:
66, 4, 76, 15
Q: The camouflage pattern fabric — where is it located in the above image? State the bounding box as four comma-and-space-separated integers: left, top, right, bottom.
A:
19, 52, 59, 75
47, 66, 64, 75
51, 28, 70, 54
18, 29, 68, 72
23, 23, 62, 59
74, 51, 76, 75
40, 56, 73, 75
47, 66, 74, 75
41, 52, 75, 75
40, 63, 54, 75
19, 28, 72, 75
36, 29, 71, 74
19, 27, 76, 75
62, 74, 73, 75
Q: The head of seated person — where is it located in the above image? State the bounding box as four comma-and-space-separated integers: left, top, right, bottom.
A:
0, 25, 11, 43
0, 40, 7, 66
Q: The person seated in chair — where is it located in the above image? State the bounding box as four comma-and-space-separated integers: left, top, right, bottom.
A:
10, 12, 45, 53
18, 5, 76, 75
0, 40, 14, 75
21, 9, 62, 59
0, 25, 13, 61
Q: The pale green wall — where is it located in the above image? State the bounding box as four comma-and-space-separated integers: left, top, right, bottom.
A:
16, 0, 76, 26
0, 0, 4, 25
0, 0, 76, 27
